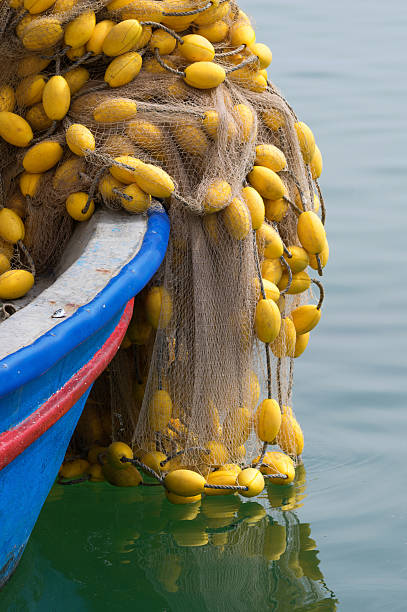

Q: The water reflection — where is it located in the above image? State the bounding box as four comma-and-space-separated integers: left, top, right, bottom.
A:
1, 468, 337, 611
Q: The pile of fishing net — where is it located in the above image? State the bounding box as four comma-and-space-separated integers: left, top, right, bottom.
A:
0, 0, 328, 501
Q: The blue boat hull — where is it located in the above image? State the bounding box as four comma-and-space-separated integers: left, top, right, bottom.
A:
0, 210, 169, 588
0, 390, 91, 588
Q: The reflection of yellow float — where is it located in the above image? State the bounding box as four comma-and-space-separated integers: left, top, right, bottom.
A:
28, 464, 338, 611
137, 480, 336, 610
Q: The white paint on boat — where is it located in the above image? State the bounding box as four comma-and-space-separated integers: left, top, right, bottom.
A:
0, 209, 147, 359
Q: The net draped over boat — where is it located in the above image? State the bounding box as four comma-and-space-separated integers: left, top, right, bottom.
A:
0, 0, 328, 483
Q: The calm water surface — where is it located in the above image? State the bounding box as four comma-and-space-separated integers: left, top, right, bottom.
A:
2, 0, 407, 609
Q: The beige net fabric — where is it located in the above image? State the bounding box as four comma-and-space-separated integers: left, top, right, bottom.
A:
0, 0, 326, 474
129, 88, 313, 469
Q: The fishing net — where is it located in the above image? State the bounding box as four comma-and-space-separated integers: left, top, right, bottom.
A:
0, 0, 328, 492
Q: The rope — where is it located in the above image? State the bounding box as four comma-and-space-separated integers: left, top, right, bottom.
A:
279, 255, 292, 295
30, 121, 58, 145
121, 456, 163, 482
112, 187, 132, 201
81, 165, 107, 214
263, 473, 288, 480
216, 44, 246, 57
156, 432, 166, 456
315, 253, 323, 277
225, 55, 258, 74
277, 357, 282, 409
288, 358, 294, 403
57, 475, 90, 485
80, 155, 143, 215
315, 178, 326, 225
273, 223, 292, 259
162, 1, 211, 16
0, 302, 16, 321
253, 442, 268, 469
252, 230, 272, 399
311, 278, 324, 310
264, 342, 272, 399
108, 157, 140, 173
319, 578, 339, 603
154, 48, 185, 76
253, 231, 266, 301
204, 483, 249, 491
60, 51, 94, 73
97, 452, 106, 466
305, 165, 316, 210
41, 46, 70, 60
282, 242, 292, 258
140, 481, 162, 487
141, 22, 184, 45
251, 226, 273, 494
0, 170, 4, 210
84, 53, 109, 65
71, 82, 108, 101
78, 171, 92, 183
282, 195, 303, 216
17, 240, 36, 277
167, 422, 181, 437
279, 169, 308, 211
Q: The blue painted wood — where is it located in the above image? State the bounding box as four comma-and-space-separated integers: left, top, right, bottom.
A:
0, 390, 90, 589
0, 209, 169, 588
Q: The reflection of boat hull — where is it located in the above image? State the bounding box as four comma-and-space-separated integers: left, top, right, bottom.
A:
0, 210, 169, 588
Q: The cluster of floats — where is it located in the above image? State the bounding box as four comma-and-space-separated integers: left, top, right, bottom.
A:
0, 0, 327, 588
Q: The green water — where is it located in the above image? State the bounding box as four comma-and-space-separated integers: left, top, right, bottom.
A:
2, 0, 407, 609
3, 476, 336, 611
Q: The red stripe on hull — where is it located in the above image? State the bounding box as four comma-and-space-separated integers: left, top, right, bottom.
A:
0, 299, 134, 472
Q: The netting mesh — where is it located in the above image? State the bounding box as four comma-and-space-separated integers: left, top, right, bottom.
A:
0, 0, 327, 487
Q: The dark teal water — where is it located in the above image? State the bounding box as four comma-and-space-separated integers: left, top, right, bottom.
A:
2, 1, 407, 610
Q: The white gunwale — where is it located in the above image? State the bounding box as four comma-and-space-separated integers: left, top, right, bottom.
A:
0, 209, 147, 360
